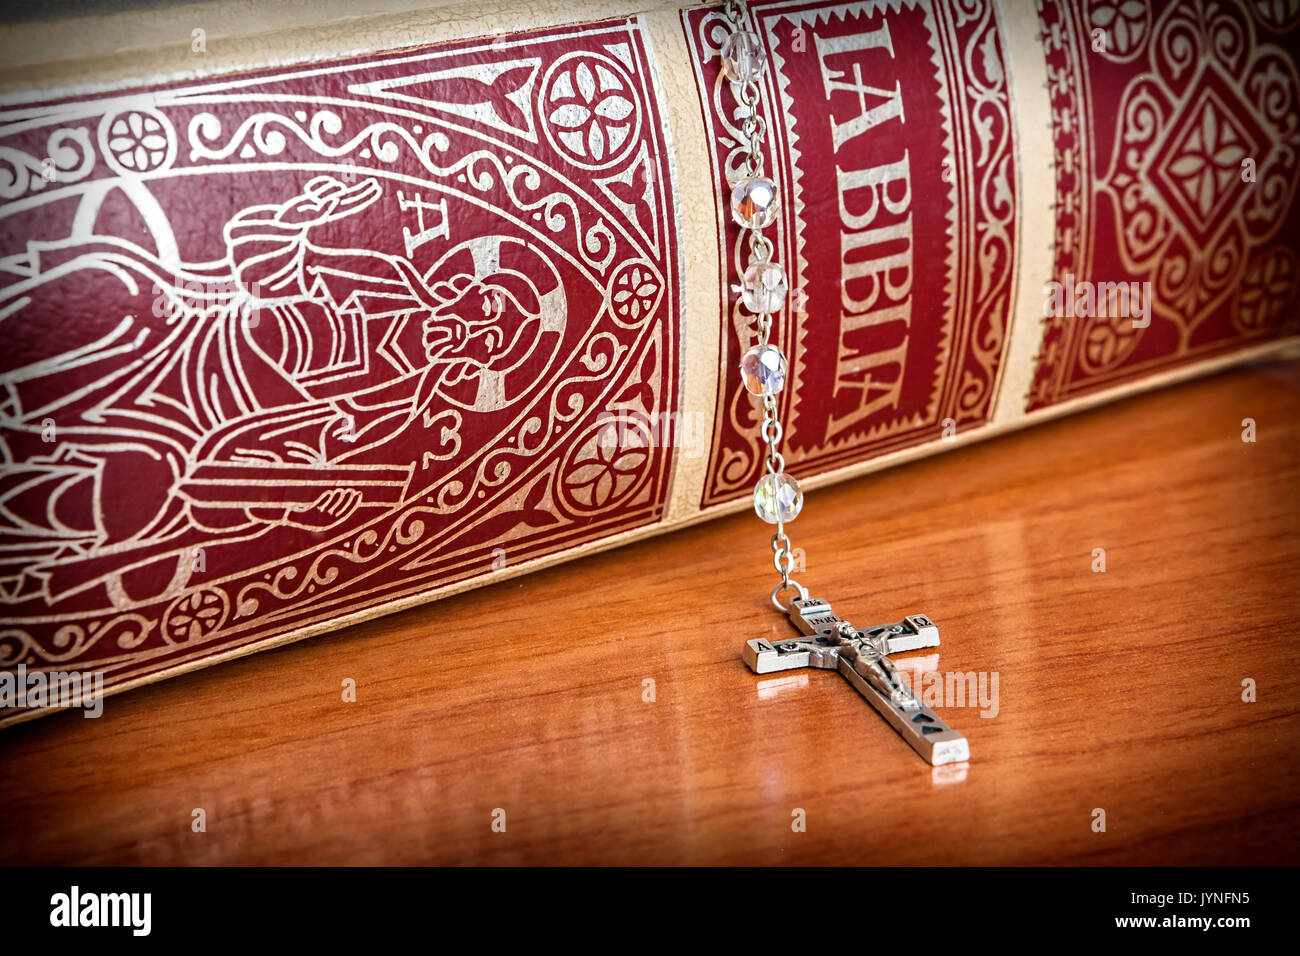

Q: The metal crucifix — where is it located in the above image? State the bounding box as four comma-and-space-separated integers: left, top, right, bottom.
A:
744, 596, 970, 766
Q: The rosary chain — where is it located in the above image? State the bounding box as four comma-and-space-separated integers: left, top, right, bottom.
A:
721, 0, 807, 611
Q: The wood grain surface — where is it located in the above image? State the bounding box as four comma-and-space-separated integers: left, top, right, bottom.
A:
2, 361, 1298, 865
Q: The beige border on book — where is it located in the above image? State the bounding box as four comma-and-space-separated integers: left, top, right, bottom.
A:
990, 0, 1055, 424
642, 7, 724, 524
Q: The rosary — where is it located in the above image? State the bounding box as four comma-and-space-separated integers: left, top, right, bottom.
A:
721, 0, 969, 766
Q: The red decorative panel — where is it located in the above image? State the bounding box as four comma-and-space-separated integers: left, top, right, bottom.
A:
1030, 0, 1300, 409
0, 20, 680, 702
684, 0, 1016, 508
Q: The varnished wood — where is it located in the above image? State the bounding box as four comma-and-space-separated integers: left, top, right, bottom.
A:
3, 362, 1298, 865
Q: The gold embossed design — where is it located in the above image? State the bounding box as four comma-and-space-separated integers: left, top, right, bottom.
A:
1031, 0, 1300, 409
1098, 0, 1299, 359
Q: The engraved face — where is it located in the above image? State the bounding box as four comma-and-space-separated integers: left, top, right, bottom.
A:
421, 276, 542, 388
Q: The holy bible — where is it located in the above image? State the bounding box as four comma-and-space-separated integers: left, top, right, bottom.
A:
0, 0, 1296, 723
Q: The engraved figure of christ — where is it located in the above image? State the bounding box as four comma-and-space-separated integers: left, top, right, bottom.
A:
814, 20, 915, 439
185, 177, 551, 513
0, 177, 545, 604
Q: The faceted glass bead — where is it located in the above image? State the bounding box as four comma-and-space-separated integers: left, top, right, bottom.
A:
731, 177, 779, 229
721, 31, 766, 83
753, 472, 803, 524
741, 260, 788, 313
739, 344, 787, 396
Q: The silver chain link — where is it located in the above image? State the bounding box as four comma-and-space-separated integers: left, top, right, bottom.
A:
722, 0, 805, 612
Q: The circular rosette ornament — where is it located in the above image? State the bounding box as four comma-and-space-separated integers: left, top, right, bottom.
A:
559, 416, 654, 514
98, 108, 177, 176
1233, 248, 1296, 336
1081, 311, 1145, 373
162, 587, 230, 645
608, 261, 663, 327
541, 52, 641, 169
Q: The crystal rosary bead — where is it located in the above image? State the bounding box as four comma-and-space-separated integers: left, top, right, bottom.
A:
739, 344, 787, 395
753, 472, 803, 524
731, 176, 779, 229
740, 260, 788, 313
720, 31, 765, 83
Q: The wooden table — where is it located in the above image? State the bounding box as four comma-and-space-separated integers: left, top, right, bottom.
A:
3, 361, 1298, 865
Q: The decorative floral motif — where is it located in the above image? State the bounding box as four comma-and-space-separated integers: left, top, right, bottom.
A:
1250, 0, 1300, 31
1234, 248, 1297, 333
1101, 2, 1298, 346
1033, 0, 1300, 407
162, 588, 229, 645
608, 261, 661, 324
0, 128, 95, 200
541, 53, 640, 168
1088, 0, 1151, 59
560, 420, 650, 511
98, 109, 176, 175
1156, 93, 1253, 235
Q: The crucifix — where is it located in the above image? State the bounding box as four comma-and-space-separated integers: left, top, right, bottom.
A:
743, 596, 970, 766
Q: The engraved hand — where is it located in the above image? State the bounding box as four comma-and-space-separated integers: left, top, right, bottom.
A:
279, 489, 363, 531
329, 409, 359, 443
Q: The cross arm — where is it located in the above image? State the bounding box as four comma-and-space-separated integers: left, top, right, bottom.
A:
787, 596, 940, 654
